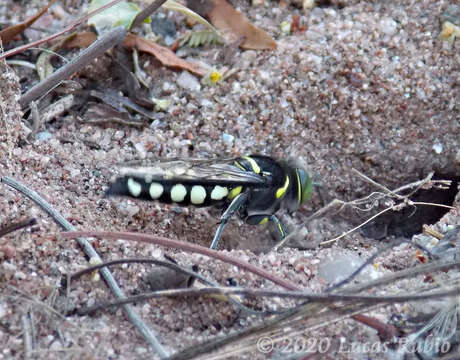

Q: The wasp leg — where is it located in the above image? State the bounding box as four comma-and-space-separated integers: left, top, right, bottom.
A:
245, 214, 287, 242
210, 192, 249, 249
269, 215, 287, 241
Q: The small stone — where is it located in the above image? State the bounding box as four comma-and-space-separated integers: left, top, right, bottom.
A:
0, 303, 7, 319
134, 142, 147, 158
379, 17, 398, 36
200, 99, 213, 108
177, 71, 201, 92
35, 131, 52, 141
303, 0, 315, 10
222, 133, 234, 145
135, 347, 148, 355
432, 140, 443, 154
49, 340, 62, 351
280, 21, 291, 35
318, 253, 382, 283
113, 130, 125, 140
118, 201, 140, 217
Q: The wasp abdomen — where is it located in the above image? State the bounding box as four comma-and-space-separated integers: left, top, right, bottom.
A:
107, 176, 237, 207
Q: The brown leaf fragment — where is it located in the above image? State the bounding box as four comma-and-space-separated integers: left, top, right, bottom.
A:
187, 0, 277, 50
61, 32, 97, 49
123, 33, 206, 76
85, 104, 146, 128
0, 0, 56, 44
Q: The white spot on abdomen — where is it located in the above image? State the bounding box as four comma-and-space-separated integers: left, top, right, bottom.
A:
170, 184, 187, 202
149, 182, 164, 199
127, 178, 142, 197
210, 185, 228, 200
190, 185, 206, 204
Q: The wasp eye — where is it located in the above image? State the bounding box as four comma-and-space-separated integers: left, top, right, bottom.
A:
296, 168, 313, 204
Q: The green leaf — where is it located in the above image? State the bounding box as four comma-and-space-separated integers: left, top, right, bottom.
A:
88, 0, 144, 31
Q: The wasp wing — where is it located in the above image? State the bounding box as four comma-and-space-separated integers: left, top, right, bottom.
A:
112, 157, 271, 187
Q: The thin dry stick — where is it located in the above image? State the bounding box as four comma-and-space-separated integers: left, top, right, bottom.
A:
61, 230, 398, 340
21, 313, 33, 360
347, 259, 460, 294
320, 173, 454, 246
320, 206, 395, 245
352, 168, 404, 199
19, 26, 126, 108
0, 217, 37, 237
170, 302, 380, 360
17, 0, 169, 108
75, 285, 460, 315
0, 0, 124, 60
69, 258, 276, 316
0, 176, 168, 358
170, 253, 460, 359
275, 173, 453, 250
62, 231, 303, 291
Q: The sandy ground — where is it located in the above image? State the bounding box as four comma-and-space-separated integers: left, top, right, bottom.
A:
0, 0, 459, 359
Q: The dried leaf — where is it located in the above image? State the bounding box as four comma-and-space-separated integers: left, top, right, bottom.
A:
187, 0, 276, 50
61, 32, 97, 48
123, 33, 206, 76
0, 0, 56, 44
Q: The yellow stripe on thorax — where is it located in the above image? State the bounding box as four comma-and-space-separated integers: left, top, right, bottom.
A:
241, 156, 261, 174
295, 170, 302, 204
276, 175, 290, 199
234, 161, 246, 171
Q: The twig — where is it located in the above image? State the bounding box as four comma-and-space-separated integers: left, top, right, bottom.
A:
352, 168, 403, 199
326, 239, 408, 293
0, 217, 37, 238
80, 117, 146, 128
277, 173, 453, 250
423, 225, 444, 240
411, 201, 455, 210
345, 258, 460, 294
319, 174, 454, 246
0, 0, 124, 60
169, 302, 381, 360
75, 285, 460, 316
62, 231, 303, 291
131, 0, 168, 28
320, 206, 394, 245
19, 26, 127, 108
21, 313, 33, 360
175, 258, 460, 359
0, 176, 168, 358
61, 230, 399, 340
272, 199, 346, 251
17, 0, 170, 108
68, 257, 277, 316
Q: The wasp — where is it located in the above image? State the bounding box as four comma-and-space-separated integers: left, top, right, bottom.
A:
106, 155, 313, 249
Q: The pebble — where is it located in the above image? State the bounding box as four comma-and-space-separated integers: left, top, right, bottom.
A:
177, 71, 201, 92
118, 201, 140, 217
35, 131, 52, 141
222, 133, 234, 145
318, 253, 382, 283
432, 140, 443, 154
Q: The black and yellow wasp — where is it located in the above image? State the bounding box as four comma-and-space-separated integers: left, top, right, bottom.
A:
106, 155, 313, 249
